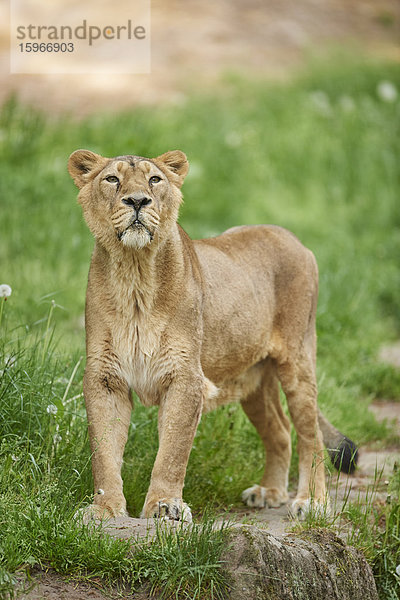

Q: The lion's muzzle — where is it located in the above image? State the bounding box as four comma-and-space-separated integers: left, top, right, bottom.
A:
117, 193, 154, 248
121, 193, 152, 211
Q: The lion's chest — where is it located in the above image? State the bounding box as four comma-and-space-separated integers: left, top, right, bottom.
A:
113, 319, 171, 406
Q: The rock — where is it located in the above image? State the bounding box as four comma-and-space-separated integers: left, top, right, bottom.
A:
222, 526, 378, 600
83, 514, 186, 541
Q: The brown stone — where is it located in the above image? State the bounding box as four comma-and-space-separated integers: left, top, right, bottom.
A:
222, 526, 378, 600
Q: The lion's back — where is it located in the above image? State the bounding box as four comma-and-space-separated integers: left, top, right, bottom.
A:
194, 224, 317, 286
194, 224, 318, 381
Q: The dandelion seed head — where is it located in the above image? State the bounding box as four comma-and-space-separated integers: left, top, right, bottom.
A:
339, 95, 355, 113
377, 81, 398, 103
6, 355, 17, 368
309, 90, 332, 116
224, 131, 242, 148
1, 355, 17, 376
0, 284, 12, 298
46, 404, 58, 415
186, 161, 203, 180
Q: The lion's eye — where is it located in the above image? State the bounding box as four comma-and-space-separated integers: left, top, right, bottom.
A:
149, 176, 161, 185
105, 175, 119, 184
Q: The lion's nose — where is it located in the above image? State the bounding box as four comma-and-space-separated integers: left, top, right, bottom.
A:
122, 195, 152, 212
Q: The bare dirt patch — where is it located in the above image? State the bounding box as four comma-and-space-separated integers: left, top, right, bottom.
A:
15, 570, 133, 600
1, 0, 399, 115
379, 342, 400, 369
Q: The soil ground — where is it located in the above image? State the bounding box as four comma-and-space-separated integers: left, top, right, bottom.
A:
1, 0, 399, 115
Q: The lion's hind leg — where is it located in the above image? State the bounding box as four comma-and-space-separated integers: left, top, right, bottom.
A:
276, 350, 326, 519
241, 360, 291, 509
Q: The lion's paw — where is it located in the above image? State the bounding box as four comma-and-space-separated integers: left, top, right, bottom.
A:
242, 485, 288, 508
75, 503, 127, 524
141, 498, 192, 523
290, 497, 330, 521
242, 485, 267, 508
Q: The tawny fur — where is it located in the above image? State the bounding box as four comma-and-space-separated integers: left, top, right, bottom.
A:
68, 148, 351, 521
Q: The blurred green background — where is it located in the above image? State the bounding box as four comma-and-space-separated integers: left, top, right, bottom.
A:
1, 59, 399, 384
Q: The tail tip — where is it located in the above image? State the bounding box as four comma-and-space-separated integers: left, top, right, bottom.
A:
328, 436, 359, 474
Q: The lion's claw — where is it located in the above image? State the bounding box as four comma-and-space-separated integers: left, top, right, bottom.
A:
143, 498, 192, 523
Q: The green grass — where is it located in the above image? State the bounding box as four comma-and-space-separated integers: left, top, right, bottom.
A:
0, 55, 400, 597
365, 466, 400, 599
0, 475, 229, 599
294, 462, 400, 599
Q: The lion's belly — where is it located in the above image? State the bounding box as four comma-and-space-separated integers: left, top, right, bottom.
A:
196, 237, 276, 382
113, 319, 269, 412
202, 362, 265, 413
200, 302, 274, 383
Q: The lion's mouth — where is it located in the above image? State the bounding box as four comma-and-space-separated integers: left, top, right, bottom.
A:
130, 219, 153, 238
117, 218, 153, 243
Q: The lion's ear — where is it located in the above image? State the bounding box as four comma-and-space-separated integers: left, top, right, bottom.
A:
68, 150, 108, 189
154, 150, 189, 187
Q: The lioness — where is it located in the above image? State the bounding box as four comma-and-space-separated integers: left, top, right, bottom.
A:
69, 149, 357, 522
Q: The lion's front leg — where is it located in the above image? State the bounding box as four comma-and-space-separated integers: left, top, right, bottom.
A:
141, 376, 203, 522
82, 362, 132, 520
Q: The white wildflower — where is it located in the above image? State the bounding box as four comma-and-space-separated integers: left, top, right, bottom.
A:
53, 433, 62, 443
1, 355, 17, 376
339, 95, 355, 113
186, 161, 203, 180
309, 90, 332, 116
5, 355, 17, 368
0, 284, 12, 298
11, 454, 19, 462
46, 404, 58, 415
225, 131, 242, 148
377, 81, 398, 103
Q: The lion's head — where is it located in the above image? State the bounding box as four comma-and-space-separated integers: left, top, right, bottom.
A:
68, 150, 189, 250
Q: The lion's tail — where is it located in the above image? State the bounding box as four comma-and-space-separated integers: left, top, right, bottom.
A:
318, 409, 359, 474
